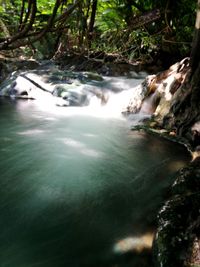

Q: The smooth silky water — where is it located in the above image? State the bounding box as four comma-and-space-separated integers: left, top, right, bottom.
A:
0, 96, 190, 267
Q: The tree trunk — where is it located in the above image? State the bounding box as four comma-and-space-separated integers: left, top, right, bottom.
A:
87, 0, 97, 48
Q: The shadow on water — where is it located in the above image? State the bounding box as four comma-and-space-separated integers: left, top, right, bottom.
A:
0, 99, 191, 267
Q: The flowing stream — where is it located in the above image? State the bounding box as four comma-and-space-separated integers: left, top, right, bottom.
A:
0, 74, 190, 267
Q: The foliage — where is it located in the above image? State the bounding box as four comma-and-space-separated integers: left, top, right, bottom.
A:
0, 0, 197, 62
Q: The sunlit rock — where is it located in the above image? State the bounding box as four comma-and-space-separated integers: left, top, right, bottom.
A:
132, 57, 191, 120
113, 233, 154, 254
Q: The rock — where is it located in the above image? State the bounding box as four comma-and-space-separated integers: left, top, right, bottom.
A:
0, 60, 9, 83
122, 76, 154, 114
13, 59, 40, 70
82, 72, 103, 81
186, 237, 200, 266
154, 158, 200, 267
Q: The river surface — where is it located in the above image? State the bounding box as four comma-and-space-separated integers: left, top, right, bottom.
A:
0, 98, 190, 267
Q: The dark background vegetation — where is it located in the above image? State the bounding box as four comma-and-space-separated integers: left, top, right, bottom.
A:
0, 0, 196, 68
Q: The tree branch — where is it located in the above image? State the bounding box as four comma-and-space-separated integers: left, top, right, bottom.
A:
55, 0, 81, 24
0, 0, 37, 49
0, 0, 80, 50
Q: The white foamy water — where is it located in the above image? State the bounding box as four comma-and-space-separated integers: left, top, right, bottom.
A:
10, 74, 146, 121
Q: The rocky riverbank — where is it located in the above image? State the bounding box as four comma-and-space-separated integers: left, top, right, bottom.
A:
153, 157, 200, 267
129, 58, 200, 267
109, 55, 200, 267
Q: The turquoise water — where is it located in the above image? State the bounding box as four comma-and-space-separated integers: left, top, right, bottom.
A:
0, 99, 190, 267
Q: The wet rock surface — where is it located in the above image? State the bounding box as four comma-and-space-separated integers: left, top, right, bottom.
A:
154, 157, 200, 267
